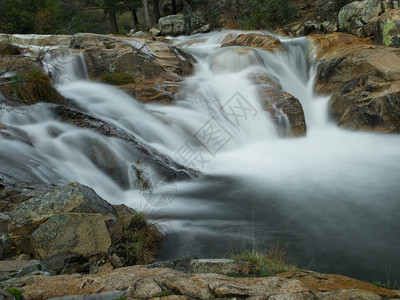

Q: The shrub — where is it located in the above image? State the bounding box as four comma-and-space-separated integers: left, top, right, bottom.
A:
231, 242, 298, 276
11, 70, 66, 105
114, 213, 163, 266
100, 71, 136, 86
6, 288, 23, 300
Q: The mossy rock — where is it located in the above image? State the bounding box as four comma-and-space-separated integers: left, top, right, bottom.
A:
11, 70, 66, 105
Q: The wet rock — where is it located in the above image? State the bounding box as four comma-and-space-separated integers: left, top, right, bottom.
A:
51, 105, 195, 181
250, 72, 307, 137
338, 0, 383, 38
375, 9, 400, 47
312, 33, 400, 132
30, 213, 111, 260
70, 33, 195, 104
9, 182, 118, 239
147, 255, 198, 273
330, 75, 400, 132
0, 123, 33, 147
221, 33, 283, 52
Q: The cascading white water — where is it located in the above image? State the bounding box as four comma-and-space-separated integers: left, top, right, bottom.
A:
1, 30, 400, 283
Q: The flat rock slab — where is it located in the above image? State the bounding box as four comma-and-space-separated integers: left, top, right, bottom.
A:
189, 258, 250, 276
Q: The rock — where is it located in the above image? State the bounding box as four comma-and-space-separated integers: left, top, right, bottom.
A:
51, 106, 196, 182
2, 265, 399, 300
278, 271, 400, 299
109, 254, 123, 269
30, 213, 111, 260
126, 278, 162, 299
0, 291, 15, 300
192, 24, 211, 35
158, 14, 186, 36
338, 0, 383, 38
189, 259, 250, 276
47, 291, 125, 300
9, 182, 118, 239
71, 33, 195, 104
221, 33, 283, 52
311, 33, 400, 132
149, 28, 161, 37
250, 72, 307, 137
0, 260, 47, 281
304, 21, 323, 35
0, 213, 9, 233
330, 75, 400, 132
147, 255, 198, 273
131, 31, 148, 37
316, 289, 382, 299
375, 9, 400, 47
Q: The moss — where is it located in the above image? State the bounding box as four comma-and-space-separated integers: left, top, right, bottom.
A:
382, 21, 396, 47
6, 288, 23, 300
100, 71, 136, 86
11, 70, 66, 105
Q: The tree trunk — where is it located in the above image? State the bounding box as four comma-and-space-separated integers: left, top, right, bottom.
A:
142, 0, 152, 29
109, 12, 119, 33
153, 0, 160, 24
171, 0, 177, 14
131, 8, 139, 30
183, 0, 191, 35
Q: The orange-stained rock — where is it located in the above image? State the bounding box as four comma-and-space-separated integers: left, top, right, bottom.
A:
308, 32, 373, 61
221, 33, 283, 52
278, 271, 400, 299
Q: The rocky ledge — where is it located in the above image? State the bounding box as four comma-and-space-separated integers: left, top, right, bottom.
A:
1, 262, 399, 300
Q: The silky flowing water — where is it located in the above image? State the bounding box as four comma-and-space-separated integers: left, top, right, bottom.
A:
1, 31, 400, 283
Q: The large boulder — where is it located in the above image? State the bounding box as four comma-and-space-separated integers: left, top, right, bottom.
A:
310, 33, 400, 132
338, 0, 383, 38
158, 13, 186, 36
250, 72, 307, 137
30, 213, 111, 260
9, 182, 118, 239
375, 8, 400, 47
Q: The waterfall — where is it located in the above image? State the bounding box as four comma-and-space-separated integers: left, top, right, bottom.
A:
1, 31, 400, 283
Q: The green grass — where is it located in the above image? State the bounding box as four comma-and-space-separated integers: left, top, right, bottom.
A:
231, 243, 298, 276
100, 71, 135, 85
114, 212, 164, 266
11, 69, 65, 105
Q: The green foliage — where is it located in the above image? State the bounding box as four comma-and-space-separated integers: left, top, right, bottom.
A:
100, 71, 136, 85
11, 70, 66, 105
244, 0, 298, 29
6, 288, 23, 300
114, 212, 164, 266
231, 243, 298, 276
372, 281, 391, 289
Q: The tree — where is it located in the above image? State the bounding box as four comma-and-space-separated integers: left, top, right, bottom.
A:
123, 0, 141, 30
99, 0, 125, 33
142, 0, 152, 29
153, 0, 160, 25
172, 0, 177, 14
